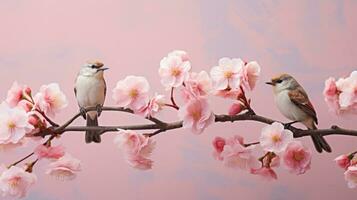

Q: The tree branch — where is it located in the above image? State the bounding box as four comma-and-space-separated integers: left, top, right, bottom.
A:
34, 107, 357, 139
12, 106, 357, 168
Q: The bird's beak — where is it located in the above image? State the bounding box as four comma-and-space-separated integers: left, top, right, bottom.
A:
265, 81, 275, 86
97, 67, 109, 72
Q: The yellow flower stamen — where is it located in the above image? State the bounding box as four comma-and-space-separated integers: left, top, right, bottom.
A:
271, 134, 281, 143
171, 67, 182, 77
8, 121, 16, 130
224, 71, 234, 79
129, 89, 139, 99
293, 151, 305, 161
191, 111, 201, 121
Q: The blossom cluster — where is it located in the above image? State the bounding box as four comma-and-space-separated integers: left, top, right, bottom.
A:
323, 71, 357, 114
0, 82, 83, 198
335, 152, 357, 188
114, 130, 156, 170
213, 122, 312, 180
0, 82, 68, 150
112, 51, 261, 135
110, 50, 261, 167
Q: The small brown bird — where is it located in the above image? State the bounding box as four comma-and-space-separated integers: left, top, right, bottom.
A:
74, 61, 108, 143
266, 74, 331, 153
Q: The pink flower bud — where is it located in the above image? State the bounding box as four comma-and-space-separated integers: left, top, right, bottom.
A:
23, 86, 32, 96
212, 137, 226, 160
335, 154, 351, 170
212, 137, 226, 153
28, 115, 40, 126
228, 103, 245, 116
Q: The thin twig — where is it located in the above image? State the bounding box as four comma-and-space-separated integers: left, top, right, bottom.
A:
8, 152, 35, 168
169, 87, 179, 110
244, 141, 260, 147
35, 109, 59, 127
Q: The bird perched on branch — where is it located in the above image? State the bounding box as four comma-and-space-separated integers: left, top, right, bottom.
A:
266, 74, 331, 153
74, 61, 108, 143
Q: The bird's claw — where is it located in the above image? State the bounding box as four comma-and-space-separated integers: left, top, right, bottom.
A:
80, 107, 87, 120
96, 104, 103, 117
283, 121, 298, 129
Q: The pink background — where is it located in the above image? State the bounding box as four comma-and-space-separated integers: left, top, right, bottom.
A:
0, 0, 356, 199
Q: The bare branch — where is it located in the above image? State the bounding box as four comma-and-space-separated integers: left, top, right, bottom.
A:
55, 106, 166, 133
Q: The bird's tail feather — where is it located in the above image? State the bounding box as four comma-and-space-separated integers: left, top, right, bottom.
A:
86, 115, 101, 143
310, 124, 331, 153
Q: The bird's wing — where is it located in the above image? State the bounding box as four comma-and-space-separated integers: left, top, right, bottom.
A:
74, 74, 78, 98
104, 79, 107, 98
288, 88, 318, 124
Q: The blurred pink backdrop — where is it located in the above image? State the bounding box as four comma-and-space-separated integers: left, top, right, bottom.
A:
0, 0, 356, 199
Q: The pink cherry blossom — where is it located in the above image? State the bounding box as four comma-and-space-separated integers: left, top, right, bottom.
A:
251, 167, 277, 181
112, 76, 150, 111
213, 88, 243, 99
159, 54, 191, 88
228, 102, 245, 116
221, 135, 260, 170
335, 154, 351, 170
46, 154, 82, 181
34, 83, 68, 117
0, 166, 37, 198
137, 94, 165, 117
336, 71, 357, 110
181, 71, 212, 102
323, 77, 341, 113
5, 82, 31, 108
34, 144, 65, 160
16, 100, 33, 113
114, 130, 156, 170
259, 122, 293, 153
344, 166, 357, 188
212, 136, 226, 160
168, 50, 189, 62
241, 61, 261, 91
0, 104, 33, 144
282, 141, 311, 175
178, 97, 215, 134
210, 57, 244, 90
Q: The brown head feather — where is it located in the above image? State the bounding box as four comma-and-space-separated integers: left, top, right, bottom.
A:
86, 60, 104, 68
271, 73, 292, 84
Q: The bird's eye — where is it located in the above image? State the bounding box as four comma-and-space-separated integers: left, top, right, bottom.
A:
276, 79, 283, 83
90, 65, 96, 69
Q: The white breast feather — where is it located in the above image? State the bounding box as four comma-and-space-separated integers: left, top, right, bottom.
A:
75, 75, 106, 119
274, 90, 307, 121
